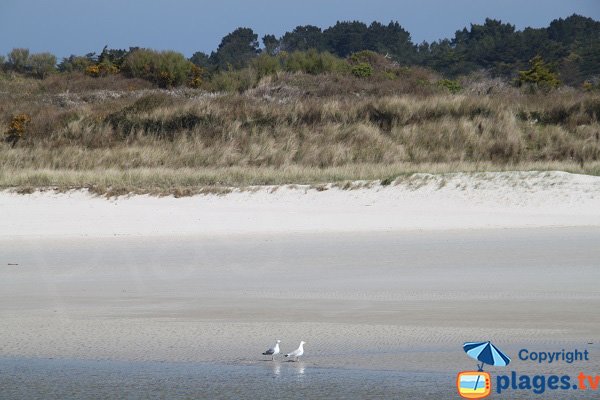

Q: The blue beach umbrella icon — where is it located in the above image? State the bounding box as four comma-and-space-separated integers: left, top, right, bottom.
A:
463, 341, 511, 370
463, 341, 511, 391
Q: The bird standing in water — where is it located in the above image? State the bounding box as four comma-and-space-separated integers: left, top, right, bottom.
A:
285, 341, 305, 362
262, 339, 281, 361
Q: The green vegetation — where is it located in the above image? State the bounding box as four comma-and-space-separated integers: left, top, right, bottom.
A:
1, 14, 598, 87
351, 63, 373, 78
517, 56, 561, 91
1, 67, 599, 195
437, 79, 462, 94
121, 49, 192, 88
0, 14, 599, 194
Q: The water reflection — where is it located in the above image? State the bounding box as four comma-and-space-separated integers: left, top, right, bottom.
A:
1, 358, 530, 400
271, 363, 281, 376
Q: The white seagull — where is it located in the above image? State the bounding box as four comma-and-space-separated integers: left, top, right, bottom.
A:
262, 339, 281, 361
285, 341, 306, 362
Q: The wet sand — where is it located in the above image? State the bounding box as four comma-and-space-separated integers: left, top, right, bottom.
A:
1, 228, 599, 375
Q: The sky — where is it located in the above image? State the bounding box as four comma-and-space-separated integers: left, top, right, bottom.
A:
1, 0, 599, 59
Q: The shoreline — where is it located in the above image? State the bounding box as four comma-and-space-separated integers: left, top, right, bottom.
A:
2, 171, 600, 239
2, 171, 599, 383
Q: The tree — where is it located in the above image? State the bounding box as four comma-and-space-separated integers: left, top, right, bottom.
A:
323, 21, 369, 57
28, 52, 56, 79
365, 21, 415, 63
280, 25, 324, 52
190, 51, 211, 69
517, 55, 560, 90
451, 19, 521, 76
7, 48, 30, 72
58, 55, 94, 72
210, 27, 259, 70
98, 46, 131, 69
262, 34, 279, 56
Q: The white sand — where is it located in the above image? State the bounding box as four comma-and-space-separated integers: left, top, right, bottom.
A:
2, 171, 600, 238
1, 171, 599, 372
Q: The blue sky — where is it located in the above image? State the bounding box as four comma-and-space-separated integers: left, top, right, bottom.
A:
1, 0, 599, 59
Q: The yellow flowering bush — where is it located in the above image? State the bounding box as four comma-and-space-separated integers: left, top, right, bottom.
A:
188, 65, 206, 88
85, 64, 101, 77
4, 113, 31, 146
84, 63, 119, 78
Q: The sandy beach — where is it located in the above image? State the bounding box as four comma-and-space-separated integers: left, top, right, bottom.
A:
1, 171, 599, 399
1, 172, 599, 373
2, 229, 599, 372
2, 171, 600, 238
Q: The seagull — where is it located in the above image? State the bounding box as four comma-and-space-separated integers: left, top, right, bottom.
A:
285, 341, 305, 362
262, 339, 281, 361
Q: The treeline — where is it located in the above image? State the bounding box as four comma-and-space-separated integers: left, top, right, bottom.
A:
1, 14, 598, 88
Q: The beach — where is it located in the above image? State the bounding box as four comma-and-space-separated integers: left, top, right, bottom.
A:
2, 171, 600, 238
1, 171, 599, 398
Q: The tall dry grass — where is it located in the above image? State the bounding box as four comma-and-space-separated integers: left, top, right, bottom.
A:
1, 73, 599, 194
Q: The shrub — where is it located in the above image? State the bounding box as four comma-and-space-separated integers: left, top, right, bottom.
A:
351, 62, 374, 78
517, 56, 560, 91
58, 55, 93, 73
582, 79, 600, 92
85, 65, 101, 77
251, 54, 281, 79
283, 49, 348, 75
208, 68, 258, 93
7, 48, 30, 73
348, 51, 392, 70
4, 113, 31, 146
28, 52, 57, 79
122, 49, 192, 88
84, 62, 119, 78
437, 79, 462, 94
188, 65, 207, 88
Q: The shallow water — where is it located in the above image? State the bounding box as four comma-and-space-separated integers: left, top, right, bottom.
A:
1, 357, 597, 399
0, 357, 450, 399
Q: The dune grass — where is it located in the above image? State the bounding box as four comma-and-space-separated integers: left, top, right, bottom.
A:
1, 72, 600, 195
3, 162, 600, 197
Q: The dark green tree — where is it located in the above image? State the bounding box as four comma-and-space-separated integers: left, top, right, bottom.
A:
210, 27, 259, 70
452, 19, 521, 75
365, 21, 416, 63
323, 21, 369, 57
279, 25, 324, 52
190, 51, 212, 69
97, 46, 131, 69
262, 34, 280, 55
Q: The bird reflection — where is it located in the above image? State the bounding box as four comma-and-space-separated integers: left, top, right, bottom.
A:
272, 363, 281, 377
296, 363, 305, 375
